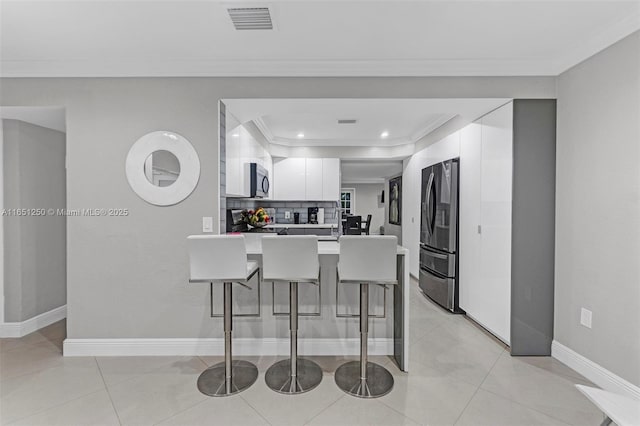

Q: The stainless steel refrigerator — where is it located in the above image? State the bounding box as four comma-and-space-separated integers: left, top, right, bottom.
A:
419, 158, 462, 312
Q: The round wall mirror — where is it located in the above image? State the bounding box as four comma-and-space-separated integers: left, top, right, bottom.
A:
144, 150, 181, 187
126, 131, 200, 206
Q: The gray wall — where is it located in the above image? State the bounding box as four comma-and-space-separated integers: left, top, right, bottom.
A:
0, 76, 555, 339
3, 119, 66, 322
556, 32, 640, 386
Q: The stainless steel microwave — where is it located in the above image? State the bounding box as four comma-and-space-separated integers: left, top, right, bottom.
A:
249, 163, 270, 198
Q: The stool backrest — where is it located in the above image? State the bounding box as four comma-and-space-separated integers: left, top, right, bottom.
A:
187, 235, 247, 281
338, 235, 398, 283
262, 235, 319, 281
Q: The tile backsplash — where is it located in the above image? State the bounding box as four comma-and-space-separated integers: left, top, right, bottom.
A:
226, 199, 338, 224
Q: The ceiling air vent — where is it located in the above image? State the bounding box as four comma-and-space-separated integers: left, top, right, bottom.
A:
338, 119, 357, 124
228, 7, 273, 30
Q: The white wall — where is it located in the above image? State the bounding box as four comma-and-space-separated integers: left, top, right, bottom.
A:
348, 183, 384, 234
555, 31, 640, 387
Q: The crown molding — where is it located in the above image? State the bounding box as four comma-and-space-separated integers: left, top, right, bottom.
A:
0, 58, 561, 78
268, 136, 412, 147
252, 117, 276, 142
408, 114, 458, 144
341, 178, 386, 184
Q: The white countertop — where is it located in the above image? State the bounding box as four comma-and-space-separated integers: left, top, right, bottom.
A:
264, 223, 337, 229
243, 234, 408, 256
576, 385, 640, 426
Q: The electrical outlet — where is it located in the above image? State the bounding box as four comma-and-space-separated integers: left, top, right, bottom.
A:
580, 308, 592, 329
202, 216, 213, 233
285, 211, 291, 219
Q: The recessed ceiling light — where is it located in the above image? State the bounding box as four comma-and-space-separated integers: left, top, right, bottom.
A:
380, 131, 389, 138
232, 133, 240, 137
297, 132, 305, 138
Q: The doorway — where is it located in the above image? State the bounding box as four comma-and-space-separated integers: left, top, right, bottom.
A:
0, 107, 67, 338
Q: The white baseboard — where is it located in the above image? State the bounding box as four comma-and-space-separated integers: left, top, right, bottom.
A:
64, 337, 393, 357
0, 305, 67, 338
552, 340, 640, 400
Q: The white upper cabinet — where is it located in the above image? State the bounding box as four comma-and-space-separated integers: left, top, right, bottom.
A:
273, 158, 306, 200
225, 128, 243, 197
273, 157, 340, 201
305, 158, 323, 200
321, 158, 340, 201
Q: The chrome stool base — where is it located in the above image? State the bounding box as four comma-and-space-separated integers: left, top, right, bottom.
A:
334, 361, 394, 398
197, 359, 258, 397
265, 358, 323, 394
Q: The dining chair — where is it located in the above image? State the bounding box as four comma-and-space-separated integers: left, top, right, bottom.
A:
344, 215, 362, 235
361, 214, 372, 235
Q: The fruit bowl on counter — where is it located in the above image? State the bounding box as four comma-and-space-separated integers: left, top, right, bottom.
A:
241, 208, 270, 228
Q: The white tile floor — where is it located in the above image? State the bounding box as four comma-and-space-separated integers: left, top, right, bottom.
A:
1, 280, 605, 426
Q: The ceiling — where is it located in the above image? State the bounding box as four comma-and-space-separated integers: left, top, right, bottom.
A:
1, 1, 638, 77
223, 98, 509, 147
0, 107, 66, 132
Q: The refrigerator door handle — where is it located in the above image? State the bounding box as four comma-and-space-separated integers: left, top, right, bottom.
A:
425, 171, 435, 237
421, 246, 449, 260
429, 172, 437, 237
421, 200, 428, 240
419, 264, 448, 280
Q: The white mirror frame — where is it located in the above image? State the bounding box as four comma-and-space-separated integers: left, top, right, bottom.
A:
126, 131, 200, 206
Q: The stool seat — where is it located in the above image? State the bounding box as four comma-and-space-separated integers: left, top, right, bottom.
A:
187, 235, 259, 397
189, 260, 259, 284
335, 235, 398, 398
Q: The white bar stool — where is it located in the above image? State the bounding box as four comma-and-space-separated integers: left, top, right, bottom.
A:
187, 235, 259, 397
335, 235, 398, 398
261, 235, 323, 394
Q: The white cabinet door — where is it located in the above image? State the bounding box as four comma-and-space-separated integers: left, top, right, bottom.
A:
458, 103, 513, 344
478, 103, 513, 344
273, 158, 306, 200
458, 122, 483, 321
225, 130, 243, 197
322, 158, 340, 201
238, 128, 251, 197
305, 158, 323, 200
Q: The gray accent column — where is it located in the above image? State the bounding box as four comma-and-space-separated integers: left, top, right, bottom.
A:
510, 99, 557, 356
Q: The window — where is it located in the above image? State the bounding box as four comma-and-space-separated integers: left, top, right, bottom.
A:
340, 188, 356, 216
